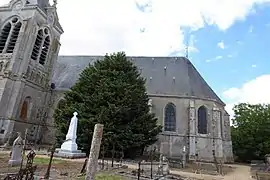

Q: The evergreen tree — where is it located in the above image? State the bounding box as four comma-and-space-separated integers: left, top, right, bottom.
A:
54, 52, 162, 156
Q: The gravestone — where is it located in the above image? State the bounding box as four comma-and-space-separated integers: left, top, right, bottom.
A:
163, 156, 170, 175
182, 146, 186, 168
55, 112, 86, 158
8, 132, 23, 166
85, 123, 104, 180
157, 154, 164, 175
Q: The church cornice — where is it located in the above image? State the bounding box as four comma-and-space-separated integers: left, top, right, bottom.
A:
148, 93, 226, 106
51, 89, 226, 106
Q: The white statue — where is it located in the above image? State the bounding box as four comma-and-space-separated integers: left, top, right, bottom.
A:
60, 112, 79, 152
8, 132, 23, 166
148, 99, 153, 113
183, 146, 186, 153
55, 112, 86, 158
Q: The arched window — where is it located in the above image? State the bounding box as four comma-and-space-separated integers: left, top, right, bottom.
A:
0, 17, 22, 54
20, 101, 28, 121
31, 29, 43, 60
31, 27, 51, 65
164, 103, 176, 132
20, 97, 31, 121
39, 35, 50, 65
198, 106, 207, 134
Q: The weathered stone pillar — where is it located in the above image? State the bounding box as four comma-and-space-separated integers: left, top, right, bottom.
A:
212, 106, 223, 159
85, 124, 104, 180
188, 100, 196, 160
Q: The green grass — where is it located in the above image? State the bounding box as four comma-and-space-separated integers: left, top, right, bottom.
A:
32, 157, 64, 165
95, 173, 125, 180
76, 173, 126, 180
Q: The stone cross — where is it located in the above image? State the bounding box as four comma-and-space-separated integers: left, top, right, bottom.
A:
8, 132, 23, 166
60, 112, 79, 152
85, 124, 104, 180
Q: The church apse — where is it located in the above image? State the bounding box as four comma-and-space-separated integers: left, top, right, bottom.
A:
50, 56, 234, 162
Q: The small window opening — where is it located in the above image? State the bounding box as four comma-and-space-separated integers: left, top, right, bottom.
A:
0, 23, 11, 53
6, 22, 22, 53
31, 30, 43, 60
39, 36, 50, 65
20, 100, 28, 121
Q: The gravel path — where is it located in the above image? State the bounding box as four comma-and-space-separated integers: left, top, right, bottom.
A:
35, 155, 253, 180
1, 152, 253, 180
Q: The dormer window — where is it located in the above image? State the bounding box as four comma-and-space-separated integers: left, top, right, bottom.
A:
0, 17, 22, 54
31, 27, 51, 66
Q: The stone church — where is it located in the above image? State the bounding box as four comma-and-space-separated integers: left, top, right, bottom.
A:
0, 0, 233, 162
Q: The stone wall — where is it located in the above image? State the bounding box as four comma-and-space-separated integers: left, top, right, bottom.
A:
149, 95, 232, 162
46, 90, 234, 162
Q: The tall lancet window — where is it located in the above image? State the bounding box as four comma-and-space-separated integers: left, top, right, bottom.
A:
198, 106, 208, 134
0, 17, 22, 54
164, 103, 176, 132
31, 28, 51, 65
31, 29, 43, 61
39, 35, 50, 65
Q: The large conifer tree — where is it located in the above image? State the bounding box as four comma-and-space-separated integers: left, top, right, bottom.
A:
54, 52, 162, 156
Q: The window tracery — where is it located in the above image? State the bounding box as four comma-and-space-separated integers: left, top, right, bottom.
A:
0, 17, 22, 54
164, 103, 176, 132
31, 27, 51, 65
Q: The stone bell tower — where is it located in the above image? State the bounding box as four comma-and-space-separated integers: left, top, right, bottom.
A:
0, 0, 63, 144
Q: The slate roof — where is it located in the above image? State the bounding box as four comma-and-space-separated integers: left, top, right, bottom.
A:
52, 56, 225, 105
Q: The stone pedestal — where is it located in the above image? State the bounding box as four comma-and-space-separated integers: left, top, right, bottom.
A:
54, 112, 86, 159
54, 148, 86, 159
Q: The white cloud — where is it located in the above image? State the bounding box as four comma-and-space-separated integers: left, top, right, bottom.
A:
251, 64, 257, 68
217, 41, 225, 49
206, 55, 223, 62
215, 55, 223, 60
0, 0, 269, 56
237, 41, 244, 45
223, 75, 270, 118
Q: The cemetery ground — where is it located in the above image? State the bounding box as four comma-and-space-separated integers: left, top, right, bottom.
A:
0, 151, 253, 180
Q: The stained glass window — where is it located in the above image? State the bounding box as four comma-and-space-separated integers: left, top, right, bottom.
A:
164, 103, 176, 132
198, 106, 207, 134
